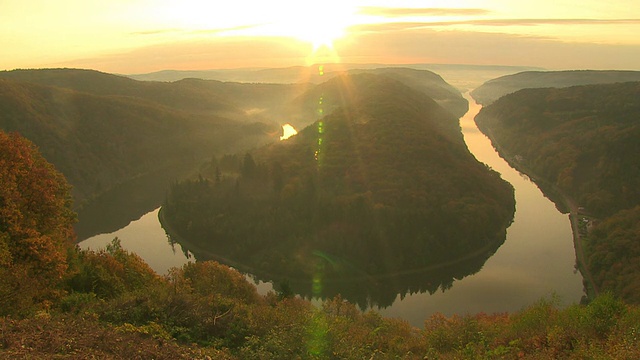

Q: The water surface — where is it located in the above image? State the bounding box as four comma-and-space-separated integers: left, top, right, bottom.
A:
378, 94, 583, 323
80, 93, 584, 326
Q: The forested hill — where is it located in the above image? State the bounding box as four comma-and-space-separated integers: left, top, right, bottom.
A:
345, 67, 468, 117
0, 77, 277, 205
279, 68, 468, 129
0, 68, 308, 120
475, 81, 640, 303
0, 67, 466, 136
162, 73, 515, 304
471, 70, 640, 105
0, 67, 466, 229
128, 65, 469, 118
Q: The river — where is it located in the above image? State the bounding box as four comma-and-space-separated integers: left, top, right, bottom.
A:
79, 92, 585, 327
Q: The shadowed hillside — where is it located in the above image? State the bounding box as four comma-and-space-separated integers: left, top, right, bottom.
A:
0, 76, 278, 206
162, 73, 515, 307
471, 70, 640, 105
0, 68, 467, 211
346, 67, 468, 117
130, 65, 470, 119
475, 81, 640, 303
0, 68, 309, 121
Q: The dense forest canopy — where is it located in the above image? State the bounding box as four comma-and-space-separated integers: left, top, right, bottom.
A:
0, 72, 280, 206
475, 81, 640, 303
476, 82, 640, 218
127, 64, 470, 118
0, 68, 466, 213
162, 73, 515, 306
344, 68, 468, 117
471, 70, 640, 105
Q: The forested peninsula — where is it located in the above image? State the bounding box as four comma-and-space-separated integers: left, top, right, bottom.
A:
162, 73, 516, 305
475, 81, 640, 303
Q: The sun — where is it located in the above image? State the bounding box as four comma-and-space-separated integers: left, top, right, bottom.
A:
291, 16, 347, 51
156, 1, 358, 61
262, 2, 357, 51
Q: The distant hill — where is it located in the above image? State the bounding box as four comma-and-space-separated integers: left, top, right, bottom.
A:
0, 75, 278, 206
0, 68, 309, 121
475, 81, 640, 303
471, 70, 640, 105
346, 68, 468, 117
130, 65, 471, 118
128, 63, 538, 85
162, 73, 515, 305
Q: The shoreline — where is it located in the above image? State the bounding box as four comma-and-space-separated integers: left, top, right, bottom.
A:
476, 123, 599, 301
158, 205, 511, 285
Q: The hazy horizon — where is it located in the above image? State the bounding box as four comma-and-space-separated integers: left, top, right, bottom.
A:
2, 1, 640, 74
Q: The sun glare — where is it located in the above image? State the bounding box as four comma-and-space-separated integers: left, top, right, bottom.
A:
291, 17, 346, 51
228, 2, 357, 51
278, 2, 357, 50
280, 124, 298, 140
150, 0, 360, 64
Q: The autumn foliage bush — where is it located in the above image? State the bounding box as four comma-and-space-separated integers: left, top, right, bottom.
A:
66, 238, 159, 299
0, 131, 76, 315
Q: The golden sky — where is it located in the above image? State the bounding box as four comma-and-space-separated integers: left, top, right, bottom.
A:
2, 0, 640, 73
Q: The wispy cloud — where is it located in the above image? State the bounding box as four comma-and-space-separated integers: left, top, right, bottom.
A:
351, 18, 640, 34
131, 29, 182, 36
350, 22, 435, 33
189, 24, 265, 35
336, 27, 640, 70
59, 37, 311, 74
131, 24, 263, 37
358, 7, 490, 17
57, 26, 640, 74
449, 18, 640, 26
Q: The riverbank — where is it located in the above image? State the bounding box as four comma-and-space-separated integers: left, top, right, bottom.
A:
80, 93, 584, 326
158, 205, 510, 283
475, 124, 599, 302
157, 206, 263, 277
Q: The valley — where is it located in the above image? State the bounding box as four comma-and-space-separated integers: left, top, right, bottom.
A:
4, 64, 636, 322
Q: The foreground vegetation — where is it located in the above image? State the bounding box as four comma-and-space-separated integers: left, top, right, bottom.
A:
4, 241, 640, 359
475, 81, 640, 304
1, 129, 640, 358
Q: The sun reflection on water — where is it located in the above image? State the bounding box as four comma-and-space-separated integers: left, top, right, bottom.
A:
280, 123, 298, 140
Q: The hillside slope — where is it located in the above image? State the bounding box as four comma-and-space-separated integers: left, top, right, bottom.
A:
0, 68, 308, 120
162, 74, 515, 306
130, 65, 469, 119
0, 77, 275, 205
475, 81, 640, 303
346, 67, 468, 117
471, 70, 640, 105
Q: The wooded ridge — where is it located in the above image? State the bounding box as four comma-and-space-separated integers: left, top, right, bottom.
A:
475, 81, 640, 304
